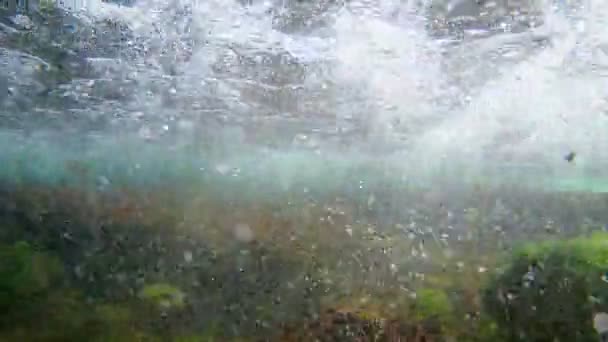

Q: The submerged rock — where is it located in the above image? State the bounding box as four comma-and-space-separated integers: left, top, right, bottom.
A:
595, 312, 608, 341
8, 15, 34, 31
139, 283, 186, 309
482, 232, 608, 341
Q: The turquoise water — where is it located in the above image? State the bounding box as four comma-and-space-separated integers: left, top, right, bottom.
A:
1, 128, 604, 198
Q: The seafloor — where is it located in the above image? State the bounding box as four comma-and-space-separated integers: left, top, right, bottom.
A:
1, 135, 608, 341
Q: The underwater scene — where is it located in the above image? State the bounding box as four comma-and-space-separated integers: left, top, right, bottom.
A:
2, 0, 608, 340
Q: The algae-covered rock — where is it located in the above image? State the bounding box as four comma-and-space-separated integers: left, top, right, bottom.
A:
91, 304, 162, 342
278, 306, 449, 342
482, 232, 608, 341
278, 308, 395, 341
278, 289, 456, 341
0, 241, 64, 318
413, 288, 453, 322
0, 240, 162, 341
139, 283, 186, 309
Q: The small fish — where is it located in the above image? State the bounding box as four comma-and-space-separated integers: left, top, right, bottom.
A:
564, 151, 576, 163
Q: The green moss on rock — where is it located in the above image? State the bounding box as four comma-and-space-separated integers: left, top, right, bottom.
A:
0, 241, 64, 319
413, 288, 453, 322
139, 283, 186, 309
482, 232, 608, 341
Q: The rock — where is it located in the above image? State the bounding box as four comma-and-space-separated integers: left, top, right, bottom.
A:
9, 15, 34, 30
0, 22, 19, 35
445, 0, 482, 20
595, 312, 608, 340
233, 223, 254, 243
482, 233, 608, 341
279, 308, 443, 341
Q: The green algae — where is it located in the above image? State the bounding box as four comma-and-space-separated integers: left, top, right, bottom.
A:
0, 241, 64, 317
482, 232, 608, 341
0, 242, 118, 340
139, 283, 186, 309
0, 176, 608, 341
413, 288, 453, 322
